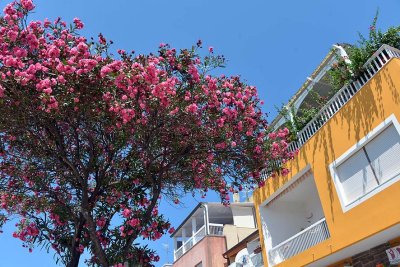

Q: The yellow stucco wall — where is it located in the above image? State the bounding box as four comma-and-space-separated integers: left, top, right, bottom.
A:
254, 58, 400, 267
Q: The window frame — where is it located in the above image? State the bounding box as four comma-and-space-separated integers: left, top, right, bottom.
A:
329, 114, 400, 212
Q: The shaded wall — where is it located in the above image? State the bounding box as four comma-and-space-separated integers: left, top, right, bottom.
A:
173, 236, 227, 267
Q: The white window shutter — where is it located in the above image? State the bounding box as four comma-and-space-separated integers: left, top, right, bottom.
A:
336, 149, 378, 205
365, 124, 400, 184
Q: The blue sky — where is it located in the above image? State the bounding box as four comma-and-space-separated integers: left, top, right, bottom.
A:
1, 0, 400, 266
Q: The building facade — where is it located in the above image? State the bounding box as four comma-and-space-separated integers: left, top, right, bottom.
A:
223, 230, 264, 267
170, 202, 261, 267
254, 45, 400, 267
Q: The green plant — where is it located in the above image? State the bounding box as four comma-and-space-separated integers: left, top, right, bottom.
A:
280, 12, 400, 138
276, 87, 337, 141
329, 10, 400, 89
328, 58, 353, 90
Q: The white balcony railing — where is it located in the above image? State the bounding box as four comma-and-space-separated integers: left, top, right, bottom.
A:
250, 252, 264, 266
268, 218, 330, 266
287, 45, 400, 153
173, 223, 224, 261
209, 223, 224, 235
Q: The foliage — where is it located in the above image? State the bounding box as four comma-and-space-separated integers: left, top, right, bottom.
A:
329, 10, 400, 89
277, 88, 335, 142
327, 58, 352, 91
0, 1, 294, 266
278, 12, 400, 140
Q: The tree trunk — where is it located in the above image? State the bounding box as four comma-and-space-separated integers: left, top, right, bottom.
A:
83, 211, 109, 267
67, 216, 85, 267
67, 250, 81, 267
122, 183, 162, 257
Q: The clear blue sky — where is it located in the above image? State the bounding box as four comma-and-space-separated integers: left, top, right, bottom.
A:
1, 0, 400, 266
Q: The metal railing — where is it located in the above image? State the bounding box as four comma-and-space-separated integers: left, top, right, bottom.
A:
268, 218, 330, 266
287, 44, 400, 153
250, 252, 264, 266
174, 245, 184, 261
173, 223, 224, 261
209, 223, 224, 235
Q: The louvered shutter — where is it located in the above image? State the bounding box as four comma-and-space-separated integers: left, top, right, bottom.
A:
336, 148, 378, 205
364, 124, 400, 185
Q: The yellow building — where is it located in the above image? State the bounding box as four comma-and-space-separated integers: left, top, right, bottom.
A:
254, 45, 400, 267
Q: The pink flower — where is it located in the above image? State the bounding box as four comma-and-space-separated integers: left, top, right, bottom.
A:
100, 66, 112, 78
215, 142, 226, 150
96, 217, 106, 228
168, 227, 175, 234
3, 3, 16, 16
21, 0, 35, 11
77, 42, 88, 53
188, 65, 200, 82
43, 87, 52, 95
169, 107, 179, 115
98, 33, 107, 44
122, 208, 132, 218
77, 244, 84, 254
268, 132, 277, 139
119, 226, 126, 237
237, 121, 243, 131
73, 18, 84, 29
7, 30, 18, 42
26, 33, 39, 49
186, 103, 198, 113
253, 145, 262, 154
281, 168, 290, 176
208, 46, 214, 53
43, 18, 51, 28
128, 218, 140, 228
0, 86, 5, 98
47, 45, 60, 59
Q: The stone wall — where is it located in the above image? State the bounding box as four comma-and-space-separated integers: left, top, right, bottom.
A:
351, 243, 391, 267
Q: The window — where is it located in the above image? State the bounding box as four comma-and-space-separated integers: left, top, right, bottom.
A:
330, 115, 400, 211
194, 262, 202, 267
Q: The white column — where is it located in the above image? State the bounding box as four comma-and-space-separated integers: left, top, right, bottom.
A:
192, 218, 197, 244
203, 204, 209, 235
182, 228, 187, 253
173, 237, 177, 261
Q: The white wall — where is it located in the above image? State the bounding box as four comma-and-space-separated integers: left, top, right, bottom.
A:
259, 174, 325, 251
232, 206, 256, 228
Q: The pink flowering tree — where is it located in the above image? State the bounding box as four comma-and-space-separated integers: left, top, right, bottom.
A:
0, 1, 294, 266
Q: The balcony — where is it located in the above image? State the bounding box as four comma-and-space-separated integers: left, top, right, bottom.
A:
171, 202, 257, 263
287, 45, 400, 153
268, 218, 330, 266
173, 223, 223, 260
259, 169, 330, 266
256, 44, 400, 267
